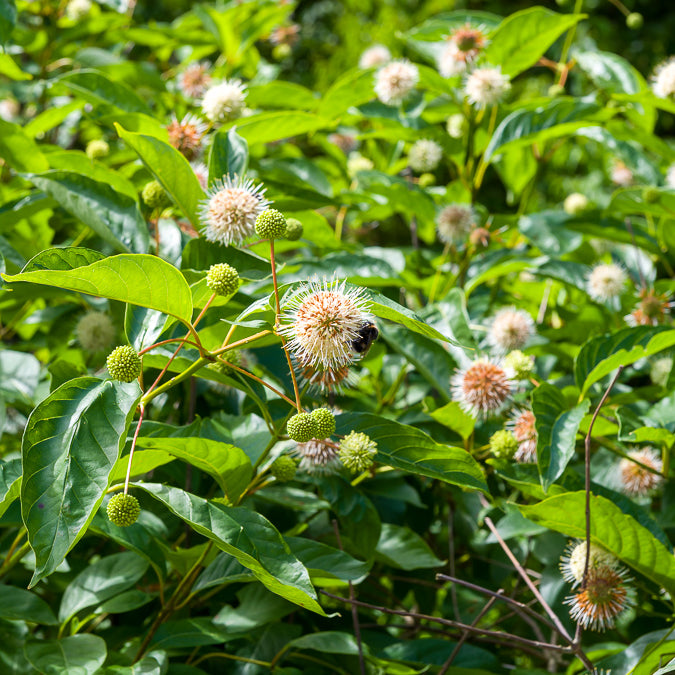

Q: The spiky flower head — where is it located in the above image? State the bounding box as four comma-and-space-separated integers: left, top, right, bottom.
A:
564, 192, 590, 215
451, 24, 487, 55
75, 311, 116, 352
560, 540, 619, 587
311, 408, 335, 439
279, 279, 372, 370
347, 152, 374, 177
487, 308, 535, 353
436, 204, 474, 244
255, 208, 287, 240
489, 429, 518, 459
339, 431, 377, 473
200, 175, 269, 247
650, 356, 673, 388
166, 114, 206, 160
611, 161, 633, 187
299, 363, 354, 393
437, 43, 467, 78
86, 139, 109, 160
107, 346, 142, 383
178, 62, 212, 99
191, 161, 209, 191
374, 60, 419, 106
359, 44, 391, 69
270, 455, 297, 482
626, 288, 671, 326
565, 565, 633, 632
107, 493, 141, 527
464, 67, 510, 107
287, 413, 318, 443
652, 57, 675, 99
504, 350, 535, 381
65, 0, 92, 21
619, 447, 664, 497
284, 218, 304, 241
408, 139, 443, 173
142, 180, 171, 210
508, 409, 538, 463
206, 263, 239, 296
451, 357, 513, 419
201, 79, 247, 123
294, 439, 341, 475
446, 113, 467, 139
587, 263, 627, 304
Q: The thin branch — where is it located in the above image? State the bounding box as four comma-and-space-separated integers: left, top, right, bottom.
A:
446, 505, 460, 621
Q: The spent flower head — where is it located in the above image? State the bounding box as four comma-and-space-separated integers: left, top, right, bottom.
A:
450, 24, 488, 61
436, 204, 474, 244
451, 357, 513, 419
437, 43, 467, 78
374, 60, 419, 105
201, 79, 247, 123
167, 114, 206, 160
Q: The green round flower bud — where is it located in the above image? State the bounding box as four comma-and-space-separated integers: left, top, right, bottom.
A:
284, 218, 304, 241
311, 408, 336, 439
287, 413, 317, 443
107, 493, 141, 527
643, 187, 660, 204
75, 311, 116, 352
106, 345, 142, 383
270, 455, 297, 482
141, 180, 171, 210
338, 431, 377, 473
504, 350, 534, 381
418, 172, 435, 188
626, 12, 643, 29
489, 430, 518, 460
206, 263, 239, 296
548, 84, 565, 98
208, 350, 243, 377
255, 208, 287, 240
86, 139, 109, 160
563, 192, 589, 215
273, 44, 292, 61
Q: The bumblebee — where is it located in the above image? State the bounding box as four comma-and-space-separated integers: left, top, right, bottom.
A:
352, 322, 379, 356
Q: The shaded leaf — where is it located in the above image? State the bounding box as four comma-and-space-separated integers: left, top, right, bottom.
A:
59, 69, 151, 114
25, 635, 107, 675
375, 523, 444, 571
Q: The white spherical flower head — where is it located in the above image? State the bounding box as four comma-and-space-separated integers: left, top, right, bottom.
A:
294, 439, 341, 475
446, 113, 466, 139
587, 263, 627, 304
652, 57, 675, 99
437, 43, 467, 78
464, 67, 511, 107
436, 204, 474, 244
201, 80, 247, 123
408, 139, 443, 173
487, 307, 535, 353
279, 280, 373, 370
359, 44, 391, 69
451, 357, 513, 419
560, 540, 618, 588
619, 447, 664, 497
200, 175, 269, 246
374, 60, 419, 106
66, 0, 92, 21
178, 62, 212, 99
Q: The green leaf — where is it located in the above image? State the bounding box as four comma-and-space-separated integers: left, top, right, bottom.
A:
150, 618, 230, 650
208, 126, 248, 185
286, 537, 370, 585
532, 383, 590, 491
375, 523, 444, 571
336, 412, 488, 493
116, 124, 204, 227
247, 81, 318, 111
181, 238, 271, 278
484, 8, 584, 77
0, 53, 29, 80
0, 458, 21, 519
0, 119, 49, 173
519, 210, 583, 255
21, 377, 141, 586
519, 491, 675, 596
608, 187, 675, 218
25, 635, 107, 675
125, 305, 167, 352
429, 402, 475, 441
3, 253, 194, 324
289, 631, 367, 656
616, 406, 675, 445
221, 111, 331, 145
0, 0, 16, 45
101, 651, 167, 675
26, 171, 149, 254
59, 69, 151, 114
575, 326, 675, 395
0, 585, 58, 624
134, 437, 253, 502
59, 552, 149, 623
22, 246, 105, 272
318, 67, 377, 119
135, 482, 325, 615
213, 584, 294, 634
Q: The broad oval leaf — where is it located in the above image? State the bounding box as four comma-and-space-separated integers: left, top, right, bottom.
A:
519, 491, 675, 596
221, 111, 331, 145
208, 126, 248, 185
318, 67, 377, 119
0, 585, 58, 624
21, 377, 141, 586
375, 523, 445, 571
22, 246, 105, 273
25, 635, 107, 675
3, 253, 194, 324
0, 458, 21, 519
0, 119, 49, 173
59, 69, 151, 114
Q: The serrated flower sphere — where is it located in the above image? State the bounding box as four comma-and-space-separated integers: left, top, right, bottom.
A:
106, 345, 141, 383
255, 208, 287, 240
201, 79, 247, 123
619, 447, 663, 497
564, 192, 590, 215
437, 43, 467, 78
587, 263, 627, 304
178, 62, 212, 99
487, 308, 535, 353
465, 67, 510, 107
560, 540, 619, 587
436, 204, 475, 244
142, 180, 171, 210
206, 263, 239, 296
374, 60, 419, 106
167, 114, 206, 160
339, 431, 378, 473
86, 139, 109, 160
408, 139, 443, 173
107, 493, 141, 527
294, 439, 341, 475
508, 409, 538, 463
359, 44, 391, 69
76, 311, 116, 352
270, 455, 297, 482
503, 350, 534, 381
652, 57, 675, 99
489, 429, 518, 459
451, 357, 513, 419
200, 175, 269, 247
279, 280, 372, 370
284, 218, 303, 241
310, 408, 335, 439
287, 412, 318, 443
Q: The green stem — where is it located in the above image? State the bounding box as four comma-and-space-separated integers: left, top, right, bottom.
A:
141, 356, 209, 406
556, 0, 584, 83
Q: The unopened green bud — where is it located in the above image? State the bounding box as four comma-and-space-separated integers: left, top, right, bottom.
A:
106, 345, 141, 382
338, 431, 377, 473
489, 430, 518, 459
287, 413, 317, 443
255, 208, 287, 240
206, 263, 239, 296
107, 493, 141, 527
